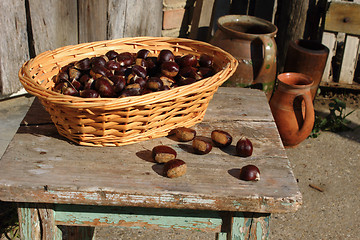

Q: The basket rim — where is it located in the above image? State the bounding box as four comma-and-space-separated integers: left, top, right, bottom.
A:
19, 37, 238, 109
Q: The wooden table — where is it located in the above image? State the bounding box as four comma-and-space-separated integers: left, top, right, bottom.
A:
0, 87, 302, 239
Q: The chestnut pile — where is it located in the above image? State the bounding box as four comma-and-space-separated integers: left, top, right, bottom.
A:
52, 49, 216, 98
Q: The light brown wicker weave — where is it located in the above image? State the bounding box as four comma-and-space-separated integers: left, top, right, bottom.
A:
19, 37, 238, 146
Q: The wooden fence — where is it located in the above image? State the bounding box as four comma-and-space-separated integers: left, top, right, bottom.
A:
1, 0, 359, 98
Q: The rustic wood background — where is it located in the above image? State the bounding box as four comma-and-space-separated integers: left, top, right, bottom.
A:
1, 0, 359, 98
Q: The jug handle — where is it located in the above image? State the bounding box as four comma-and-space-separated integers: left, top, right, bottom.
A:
297, 93, 315, 137
254, 35, 276, 84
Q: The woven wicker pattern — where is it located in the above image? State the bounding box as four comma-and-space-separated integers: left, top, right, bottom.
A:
19, 37, 238, 146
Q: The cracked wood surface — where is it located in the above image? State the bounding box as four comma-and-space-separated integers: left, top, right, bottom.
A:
0, 87, 302, 213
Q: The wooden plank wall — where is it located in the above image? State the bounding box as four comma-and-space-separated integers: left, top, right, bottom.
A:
321, 0, 360, 89
0, 0, 162, 97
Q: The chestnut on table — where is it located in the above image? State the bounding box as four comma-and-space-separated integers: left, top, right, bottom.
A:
0, 87, 302, 240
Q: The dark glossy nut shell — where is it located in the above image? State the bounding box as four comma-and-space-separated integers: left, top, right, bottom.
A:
161, 61, 179, 78
146, 77, 163, 91
80, 89, 100, 98
236, 138, 253, 157
105, 50, 118, 60
199, 54, 214, 68
74, 58, 91, 71
117, 52, 134, 67
192, 137, 212, 155
152, 145, 177, 163
105, 60, 121, 71
94, 78, 116, 97
158, 49, 175, 63
179, 54, 197, 68
137, 49, 150, 59
91, 56, 107, 68
163, 159, 187, 178
239, 165, 260, 181
211, 130, 232, 148
175, 127, 196, 142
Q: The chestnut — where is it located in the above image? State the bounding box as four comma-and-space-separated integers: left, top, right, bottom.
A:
197, 67, 214, 79
211, 130, 232, 148
53, 82, 68, 93
74, 58, 91, 71
90, 65, 112, 79
236, 138, 253, 157
62, 87, 78, 96
79, 74, 91, 84
91, 56, 107, 68
132, 65, 147, 79
135, 58, 147, 68
105, 50, 118, 60
124, 83, 142, 96
69, 67, 81, 80
83, 78, 95, 90
114, 66, 128, 76
177, 77, 196, 86
179, 54, 197, 68
192, 137, 212, 155
71, 79, 82, 91
158, 49, 175, 63
109, 75, 126, 93
179, 66, 201, 80
55, 72, 69, 84
163, 159, 187, 178
175, 127, 196, 142
161, 61, 179, 78
117, 52, 134, 67
94, 77, 116, 97
146, 77, 163, 91
136, 49, 150, 59
120, 88, 141, 97
80, 89, 100, 98
152, 145, 177, 163
199, 54, 214, 68
159, 75, 175, 88
105, 60, 121, 71
239, 165, 260, 181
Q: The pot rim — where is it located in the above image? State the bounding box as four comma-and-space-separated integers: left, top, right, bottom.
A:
217, 15, 278, 39
277, 72, 314, 89
290, 39, 330, 55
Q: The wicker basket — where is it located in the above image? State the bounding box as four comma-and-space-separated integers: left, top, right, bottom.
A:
19, 37, 238, 146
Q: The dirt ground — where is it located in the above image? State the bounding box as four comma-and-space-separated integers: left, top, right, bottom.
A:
0, 88, 359, 240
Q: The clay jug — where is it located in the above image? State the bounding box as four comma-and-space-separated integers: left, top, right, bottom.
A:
284, 39, 329, 101
210, 15, 278, 101
270, 73, 314, 147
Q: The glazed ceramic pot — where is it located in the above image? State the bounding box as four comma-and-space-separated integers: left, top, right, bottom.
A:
270, 73, 314, 147
284, 39, 329, 101
210, 15, 278, 101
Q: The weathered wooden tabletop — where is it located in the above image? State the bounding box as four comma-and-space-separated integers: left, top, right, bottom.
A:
0, 87, 302, 214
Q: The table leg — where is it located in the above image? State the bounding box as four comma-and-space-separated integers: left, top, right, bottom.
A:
230, 212, 270, 240
18, 203, 62, 240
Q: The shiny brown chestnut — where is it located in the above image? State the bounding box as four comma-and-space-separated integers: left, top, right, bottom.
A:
199, 54, 214, 68
132, 65, 147, 79
53, 82, 69, 93
83, 78, 95, 90
105, 50, 118, 60
117, 52, 134, 67
179, 54, 197, 67
197, 67, 214, 79
163, 159, 187, 178
239, 165, 260, 181
109, 75, 126, 93
236, 138, 253, 157
90, 65, 112, 79
55, 72, 69, 84
161, 61, 179, 78
146, 77, 164, 91
158, 49, 175, 63
62, 87, 78, 96
192, 137, 212, 155
177, 77, 196, 86
74, 58, 91, 71
94, 77, 116, 97
69, 67, 81, 80
211, 130, 232, 148
105, 60, 121, 71
152, 145, 177, 163
175, 127, 196, 142
80, 89, 100, 98
71, 79, 82, 91
91, 56, 107, 68
136, 49, 150, 59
